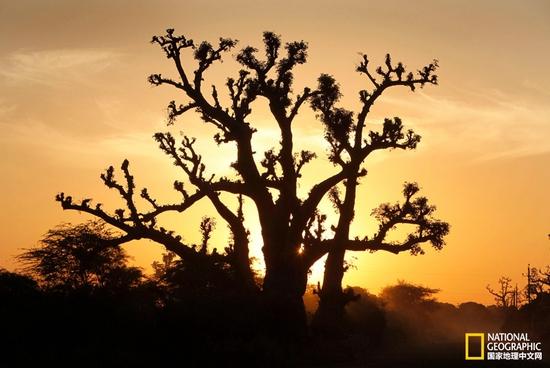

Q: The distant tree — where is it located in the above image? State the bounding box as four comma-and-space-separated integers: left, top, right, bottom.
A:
380, 280, 440, 310
18, 221, 143, 292
486, 276, 514, 308
0, 268, 39, 299
55, 30, 448, 335
530, 266, 550, 296
152, 251, 178, 284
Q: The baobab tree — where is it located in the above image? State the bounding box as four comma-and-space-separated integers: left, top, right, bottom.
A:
56, 29, 448, 335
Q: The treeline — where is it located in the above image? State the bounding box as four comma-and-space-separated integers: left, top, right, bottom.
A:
486, 266, 550, 308
302, 283, 550, 366
2, 221, 262, 365
1, 221, 549, 366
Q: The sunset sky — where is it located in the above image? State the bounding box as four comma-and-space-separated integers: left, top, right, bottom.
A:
1, 0, 549, 305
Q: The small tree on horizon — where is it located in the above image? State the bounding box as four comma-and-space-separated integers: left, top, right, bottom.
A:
528, 266, 550, 298
486, 276, 514, 308
18, 221, 143, 292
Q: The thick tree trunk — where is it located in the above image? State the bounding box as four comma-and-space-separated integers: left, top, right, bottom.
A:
262, 252, 309, 339
313, 169, 360, 334
231, 231, 258, 292
311, 247, 348, 334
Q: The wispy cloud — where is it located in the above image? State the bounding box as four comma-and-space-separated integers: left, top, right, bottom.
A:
0, 114, 243, 179
0, 117, 156, 164
0, 48, 122, 87
382, 88, 550, 162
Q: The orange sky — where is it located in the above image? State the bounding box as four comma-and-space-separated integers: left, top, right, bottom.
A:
1, 0, 549, 305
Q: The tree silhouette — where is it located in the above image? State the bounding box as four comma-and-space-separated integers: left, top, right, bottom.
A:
18, 221, 143, 292
529, 266, 550, 297
0, 268, 39, 299
314, 181, 449, 330
150, 218, 248, 304
486, 276, 514, 307
55, 30, 448, 335
380, 280, 440, 310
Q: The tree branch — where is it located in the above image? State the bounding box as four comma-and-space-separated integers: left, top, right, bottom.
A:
303, 182, 449, 266
55, 191, 200, 261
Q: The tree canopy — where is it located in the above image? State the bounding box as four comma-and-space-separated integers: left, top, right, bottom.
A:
18, 221, 143, 292
55, 30, 449, 333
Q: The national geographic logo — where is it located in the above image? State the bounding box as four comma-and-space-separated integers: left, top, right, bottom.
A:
465, 333, 484, 360
465, 332, 543, 361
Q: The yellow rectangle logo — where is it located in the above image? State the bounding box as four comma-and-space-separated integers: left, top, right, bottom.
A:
465, 333, 485, 360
